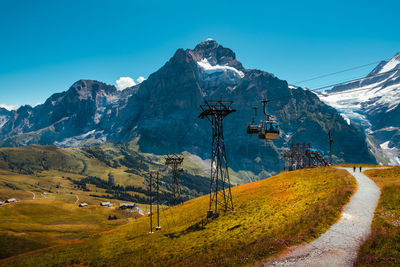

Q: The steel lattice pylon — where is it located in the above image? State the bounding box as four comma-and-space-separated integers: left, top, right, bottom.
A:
283, 142, 329, 171
165, 154, 184, 204
328, 130, 334, 165
199, 100, 236, 218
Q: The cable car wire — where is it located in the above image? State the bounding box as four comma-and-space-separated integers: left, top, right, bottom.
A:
170, 66, 400, 148
268, 67, 400, 103
293, 60, 385, 84
309, 67, 399, 92
231, 66, 400, 108
175, 117, 199, 147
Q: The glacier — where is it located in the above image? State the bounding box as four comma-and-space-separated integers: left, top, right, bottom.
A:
318, 52, 400, 165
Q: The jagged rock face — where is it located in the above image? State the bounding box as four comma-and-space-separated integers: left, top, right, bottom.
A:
0, 80, 131, 147
0, 39, 377, 173
319, 52, 400, 165
0, 108, 12, 129
188, 39, 244, 70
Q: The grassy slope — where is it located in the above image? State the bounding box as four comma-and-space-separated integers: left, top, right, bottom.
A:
2, 167, 356, 267
0, 199, 136, 260
0, 168, 146, 208
0, 143, 229, 202
335, 163, 386, 168
0, 142, 270, 208
355, 167, 400, 266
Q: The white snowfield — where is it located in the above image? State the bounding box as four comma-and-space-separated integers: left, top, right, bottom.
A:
379, 141, 400, 165
318, 53, 400, 126
319, 80, 400, 164
197, 58, 245, 78
319, 78, 400, 116
378, 54, 400, 74
0, 115, 8, 128
260, 168, 381, 267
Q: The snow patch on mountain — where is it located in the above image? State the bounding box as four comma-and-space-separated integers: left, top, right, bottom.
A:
54, 130, 107, 147
318, 92, 372, 130
380, 141, 400, 165
318, 74, 400, 130
0, 116, 8, 128
197, 58, 245, 78
322, 84, 399, 111
378, 54, 400, 74
340, 113, 351, 125
0, 104, 19, 111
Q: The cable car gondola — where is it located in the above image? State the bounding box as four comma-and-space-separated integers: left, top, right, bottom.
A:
246, 106, 259, 134
259, 116, 279, 140
258, 100, 279, 140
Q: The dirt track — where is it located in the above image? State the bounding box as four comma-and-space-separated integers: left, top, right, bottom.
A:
260, 168, 381, 267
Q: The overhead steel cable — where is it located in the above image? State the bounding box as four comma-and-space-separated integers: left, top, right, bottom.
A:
309, 67, 399, 92
165, 65, 400, 150
267, 67, 400, 103
293, 60, 385, 84
175, 117, 199, 147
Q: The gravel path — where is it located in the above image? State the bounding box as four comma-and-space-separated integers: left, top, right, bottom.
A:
74, 194, 79, 204
28, 191, 36, 200
260, 168, 381, 267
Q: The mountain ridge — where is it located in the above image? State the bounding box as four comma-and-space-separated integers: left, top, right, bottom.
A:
0, 39, 376, 173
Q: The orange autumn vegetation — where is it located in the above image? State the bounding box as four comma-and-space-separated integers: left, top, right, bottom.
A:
4, 167, 356, 267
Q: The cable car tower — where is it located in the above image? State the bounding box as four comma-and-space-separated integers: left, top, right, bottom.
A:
328, 130, 334, 165
144, 172, 156, 234
199, 100, 236, 218
165, 154, 184, 205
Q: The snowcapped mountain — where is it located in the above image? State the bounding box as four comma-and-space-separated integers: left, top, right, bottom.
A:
0, 80, 136, 147
318, 52, 400, 165
0, 39, 376, 173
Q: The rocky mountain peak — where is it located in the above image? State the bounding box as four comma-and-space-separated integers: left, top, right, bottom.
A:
0, 108, 12, 129
69, 80, 118, 100
189, 39, 244, 71
368, 52, 400, 76
193, 38, 219, 52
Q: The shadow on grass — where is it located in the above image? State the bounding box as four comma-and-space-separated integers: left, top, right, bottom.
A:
165, 219, 209, 239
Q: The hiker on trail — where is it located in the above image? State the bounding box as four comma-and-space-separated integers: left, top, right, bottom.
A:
353, 166, 356, 172
359, 166, 362, 172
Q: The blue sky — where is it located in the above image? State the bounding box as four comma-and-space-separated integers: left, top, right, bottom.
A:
1, 0, 400, 109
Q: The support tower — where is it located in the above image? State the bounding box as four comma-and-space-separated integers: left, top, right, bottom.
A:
144, 172, 154, 234
328, 130, 334, 165
199, 100, 236, 218
165, 154, 184, 204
